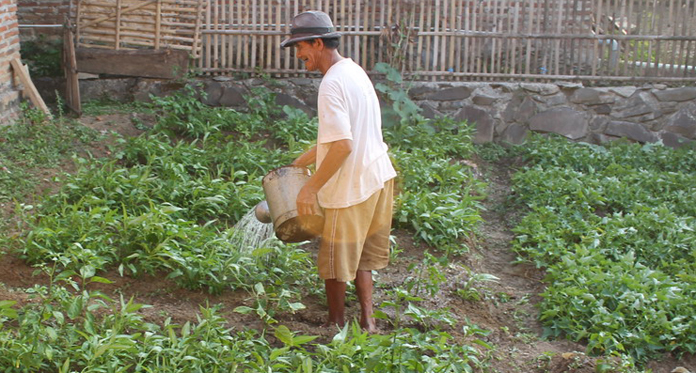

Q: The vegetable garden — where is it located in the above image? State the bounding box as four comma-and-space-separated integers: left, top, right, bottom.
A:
0, 81, 694, 372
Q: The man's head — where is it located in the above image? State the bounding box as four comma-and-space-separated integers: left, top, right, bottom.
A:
280, 11, 342, 48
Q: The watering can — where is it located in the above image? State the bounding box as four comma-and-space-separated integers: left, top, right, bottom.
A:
254, 166, 324, 243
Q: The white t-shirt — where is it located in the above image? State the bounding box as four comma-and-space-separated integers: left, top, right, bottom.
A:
315, 58, 397, 209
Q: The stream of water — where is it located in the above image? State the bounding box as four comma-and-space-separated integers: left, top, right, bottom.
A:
230, 208, 276, 253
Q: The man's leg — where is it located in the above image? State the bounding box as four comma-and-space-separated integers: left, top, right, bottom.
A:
324, 279, 347, 327
355, 269, 377, 333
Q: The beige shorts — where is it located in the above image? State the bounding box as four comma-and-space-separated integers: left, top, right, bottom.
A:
318, 178, 394, 282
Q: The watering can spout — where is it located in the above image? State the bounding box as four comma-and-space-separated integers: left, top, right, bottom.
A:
254, 200, 272, 224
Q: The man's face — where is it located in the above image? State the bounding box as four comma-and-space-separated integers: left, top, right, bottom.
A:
294, 40, 321, 72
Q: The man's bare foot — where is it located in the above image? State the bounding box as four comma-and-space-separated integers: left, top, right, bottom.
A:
360, 317, 378, 334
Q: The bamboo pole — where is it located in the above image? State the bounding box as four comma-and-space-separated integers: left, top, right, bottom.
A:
204, 0, 211, 71
684, 0, 696, 76
236, 0, 243, 69
81, 0, 157, 29
510, 0, 519, 75
283, 0, 290, 73
471, 0, 479, 76
354, 0, 361, 64
251, 0, 257, 69
653, 0, 665, 77
525, 0, 534, 75
425, 0, 433, 72
463, 1, 469, 75
275, 0, 281, 72
433, 0, 441, 77
115, 0, 122, 49
554, 0, 564, 75
454, 0, 463, 80
155, 0, 161, 49
377, 0, 385, 66
667, 0, 676, 75
630, 0, 644, 76
416, 0, 425, 71
213, 0, 218, 71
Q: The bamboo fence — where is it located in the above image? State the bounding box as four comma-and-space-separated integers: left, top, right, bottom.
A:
73, 0, 206, 58
71, 0, 696, 82
197, 0, 696, 82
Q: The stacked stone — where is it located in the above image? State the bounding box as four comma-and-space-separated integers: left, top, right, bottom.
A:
410, 82, 696, 148
75, 75, 696, 149
0, 0, 21, 125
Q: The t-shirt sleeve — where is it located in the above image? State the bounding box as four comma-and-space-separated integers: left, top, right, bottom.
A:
317, 88, 353, 144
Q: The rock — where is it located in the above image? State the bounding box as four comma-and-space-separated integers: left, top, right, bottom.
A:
503, 95, 537, 123
612, 91, 659, 119
661, 131, 692, 149
590, 117, 609, 132
671, 367, 692, 373
455, 105, 494, 129
428, 86, 473, 101
660, 101, 680, 115
276, 93, 312, 114
529, 108, 589, 140
521, 83, 560, 96
605, 120, 658, 143
409, 84, 438, 99
213, 76, 233, 82
664, 103, 696, 138
570, 88, 615, 105
592, 104, 612, 115
473, 119, 495, 144
540, 92, 568, 107
219, 84, 246, 107
472, 94, 498, 106
419, 102, 439, 119
653, 87, 696, 102
557, 81, 583, 90
500, 123, 527, 144
203, 81, 223, 106
610, 86, 637, 98
289, 78, 315, 86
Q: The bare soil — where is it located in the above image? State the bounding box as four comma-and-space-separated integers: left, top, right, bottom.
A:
0, 113, 694, 373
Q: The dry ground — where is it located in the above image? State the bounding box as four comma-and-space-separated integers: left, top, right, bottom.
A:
0, 113, 694, 373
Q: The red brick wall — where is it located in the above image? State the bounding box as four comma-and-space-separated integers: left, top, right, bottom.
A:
0, 0, 21, 125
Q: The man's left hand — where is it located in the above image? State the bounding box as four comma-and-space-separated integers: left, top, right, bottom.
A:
296, 184, 319, 216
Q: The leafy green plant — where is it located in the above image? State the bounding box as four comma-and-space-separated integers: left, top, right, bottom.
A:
234, 282, 306, 325
510, 133, 696, 363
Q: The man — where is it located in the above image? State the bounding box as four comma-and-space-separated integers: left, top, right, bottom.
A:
280, 10, 397, 333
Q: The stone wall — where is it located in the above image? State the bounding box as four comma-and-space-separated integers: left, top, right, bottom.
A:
77, 76, 696, 148
0, 0, 22, 125
410, 82, 696, 148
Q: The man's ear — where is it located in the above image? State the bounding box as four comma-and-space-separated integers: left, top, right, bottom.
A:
314, 38, 325, 50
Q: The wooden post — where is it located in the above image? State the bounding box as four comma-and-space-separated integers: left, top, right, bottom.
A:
11, 59, 52, 118
63, 19, 81, 116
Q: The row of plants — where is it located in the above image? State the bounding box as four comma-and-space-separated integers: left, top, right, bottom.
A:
509, 135, 696, 363
0, 269, 486, 372
0, 76, 491, 371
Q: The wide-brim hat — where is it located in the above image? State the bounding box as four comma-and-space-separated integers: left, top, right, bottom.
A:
280, 11, 342, 48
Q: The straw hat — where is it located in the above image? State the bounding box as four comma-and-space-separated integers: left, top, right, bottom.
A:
280, 11, 342, 48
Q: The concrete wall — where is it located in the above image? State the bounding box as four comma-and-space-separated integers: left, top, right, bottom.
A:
0, 0, 22, 125
76, 76, 696, 148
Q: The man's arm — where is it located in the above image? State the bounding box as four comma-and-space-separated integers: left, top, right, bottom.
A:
292, 145, 318, 167
296, 139, 352, 216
